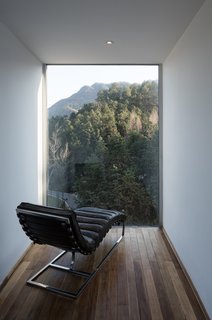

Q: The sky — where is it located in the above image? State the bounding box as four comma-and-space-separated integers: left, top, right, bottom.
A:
47, 65, 158, 108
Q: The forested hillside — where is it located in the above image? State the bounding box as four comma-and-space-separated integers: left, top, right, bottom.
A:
48, 83, 111, 118
48, 81, 159, 225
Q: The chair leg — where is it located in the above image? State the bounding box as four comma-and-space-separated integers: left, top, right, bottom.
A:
27, 224, 125, 298
70, 251, 75, 270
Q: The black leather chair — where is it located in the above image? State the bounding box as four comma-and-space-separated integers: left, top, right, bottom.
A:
16, 202, 126, 298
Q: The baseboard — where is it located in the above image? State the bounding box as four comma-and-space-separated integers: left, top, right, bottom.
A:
0, 243, 33, 291
162, 227, 210, 320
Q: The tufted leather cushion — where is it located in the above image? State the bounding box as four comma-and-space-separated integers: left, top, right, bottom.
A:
17, 203, 126, 255
75, 207, 125, 245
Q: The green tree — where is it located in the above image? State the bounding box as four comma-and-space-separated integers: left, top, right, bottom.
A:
48, 81, 159, 225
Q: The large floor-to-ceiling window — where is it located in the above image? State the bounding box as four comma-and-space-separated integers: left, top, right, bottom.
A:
46, 65, 159, 225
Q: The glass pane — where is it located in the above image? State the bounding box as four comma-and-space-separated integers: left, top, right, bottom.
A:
47, 65, 159, 225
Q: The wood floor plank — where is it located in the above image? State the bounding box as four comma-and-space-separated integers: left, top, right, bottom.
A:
0, 261, 31, 320
0, 227, 208, 320
133, 259, 151, 319
117, 235, 130, 320
166, 261, 198, 320
138, 229, 163, 320
0, 261, 30, 305
177, 268, 207, 320
150, 229, 187, 320
145, 229, 175, 320
125, 228, 142, 320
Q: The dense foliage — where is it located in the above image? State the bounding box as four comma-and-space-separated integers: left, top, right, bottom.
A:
48, 81, 159, 225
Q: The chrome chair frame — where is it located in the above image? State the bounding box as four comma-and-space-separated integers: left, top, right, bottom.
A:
17, 202, 126, 298
27, 223, 125, 298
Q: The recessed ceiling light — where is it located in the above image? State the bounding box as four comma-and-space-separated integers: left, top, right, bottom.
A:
106, 40, 114, 45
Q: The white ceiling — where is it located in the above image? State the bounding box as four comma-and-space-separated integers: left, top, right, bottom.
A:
0, 0, 204, 64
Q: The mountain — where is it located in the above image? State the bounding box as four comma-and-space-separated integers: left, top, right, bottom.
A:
48, 83, 111, 118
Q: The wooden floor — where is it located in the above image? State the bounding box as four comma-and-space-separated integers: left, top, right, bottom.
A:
0, 227, 208, 320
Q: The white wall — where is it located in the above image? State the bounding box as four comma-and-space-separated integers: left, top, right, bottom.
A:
0, 22, 42, 283
163, 0, 212, 317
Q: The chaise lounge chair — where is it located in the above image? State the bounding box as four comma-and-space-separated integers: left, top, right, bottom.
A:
16, 202, 126, 298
